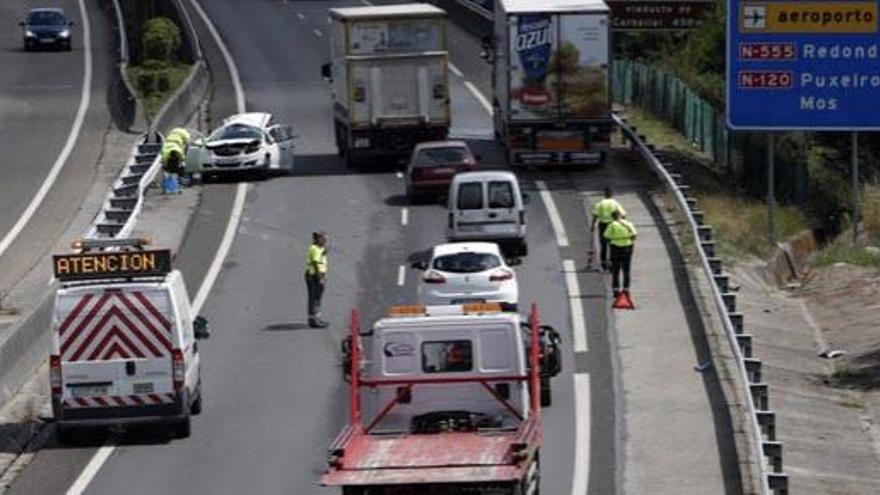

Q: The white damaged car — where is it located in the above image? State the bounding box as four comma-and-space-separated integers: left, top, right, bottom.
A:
186, 112, 296, 178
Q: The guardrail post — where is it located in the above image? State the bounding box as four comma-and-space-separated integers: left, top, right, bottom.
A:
707, 257, 723, 275
700, 239, 715, 257
756, 410, 776, 441
736, 334, 753, 358
713, 273, 729, 292
698, 225, 713, 241
692, 210, 704, 225
685, 196, 698, 210
750, 383, 769, 410
745, 358, 763, 383
729, 312, 744, 333
722, 292, 737, 313
767, 473, 789, 494
763, 441, 784, 473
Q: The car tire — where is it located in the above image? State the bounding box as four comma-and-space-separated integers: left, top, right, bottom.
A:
175, 416, 192, 439
190, 385, 203, 415
56, 424, 75, 445
540, 375, 552, 407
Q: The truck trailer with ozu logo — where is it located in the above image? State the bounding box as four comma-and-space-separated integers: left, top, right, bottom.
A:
483, 0, 612, 166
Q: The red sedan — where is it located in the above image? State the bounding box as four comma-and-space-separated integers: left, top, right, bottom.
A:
405, 141, 479, 203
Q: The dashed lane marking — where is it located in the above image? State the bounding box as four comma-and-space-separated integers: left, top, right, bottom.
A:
536, 180, 570, 248
401, 207, 409, 226
397, 265, 406, 286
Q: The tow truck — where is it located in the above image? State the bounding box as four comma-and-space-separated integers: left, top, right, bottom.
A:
322, 303, 561, 494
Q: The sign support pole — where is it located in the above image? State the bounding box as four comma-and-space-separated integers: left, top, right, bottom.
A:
852, 131, 859, 244
767, 132, 776, 245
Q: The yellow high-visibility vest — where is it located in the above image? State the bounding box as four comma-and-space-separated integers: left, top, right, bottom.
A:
604, 219, 637, 247
305, 244, 327, 275
593, 198, 626, 224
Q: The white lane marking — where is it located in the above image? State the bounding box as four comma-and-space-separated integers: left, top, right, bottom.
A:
396, 171, 403, 179
66, 0, 249, 492
313, 28, 323, 37
193, 183, 247, 313
65, 445, 114, 495
397, 265, 406, 286
536, 180, 569, 248
563, 260, 587, 353
401, 207, 409, 226
448, 63, 463, 77
296, 12, 305, 20
188, 0, 245, 112
572, 373, 591, 495
0, 0, 91, 262
464, 80, 492, 115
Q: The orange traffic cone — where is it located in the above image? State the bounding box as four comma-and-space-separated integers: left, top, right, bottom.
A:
613, 290, 635, 310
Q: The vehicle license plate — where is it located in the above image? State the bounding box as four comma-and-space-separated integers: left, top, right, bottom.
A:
133, 382, 154, 394
69, 384, 110, 397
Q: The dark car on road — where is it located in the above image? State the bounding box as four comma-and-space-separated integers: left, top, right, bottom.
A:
20, 8, 73, 52
405, 140, 479, 203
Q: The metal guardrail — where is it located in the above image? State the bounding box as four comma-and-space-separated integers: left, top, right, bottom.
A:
613, 113, 789, 494
85, 137, 164, 240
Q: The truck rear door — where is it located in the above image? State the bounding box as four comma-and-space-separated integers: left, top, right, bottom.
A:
350, 56, 448, 126
56, 288, 177, 408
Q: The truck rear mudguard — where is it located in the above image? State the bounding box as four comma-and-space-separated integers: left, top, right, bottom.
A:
336, 120, 449, 164
502, 120, 613, 166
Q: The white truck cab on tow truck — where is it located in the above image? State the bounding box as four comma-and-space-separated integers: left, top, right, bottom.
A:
49, 238, 210, 442
324, 303, 562, 494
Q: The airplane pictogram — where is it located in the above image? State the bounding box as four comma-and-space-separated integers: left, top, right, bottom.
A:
743, 5, 767, 29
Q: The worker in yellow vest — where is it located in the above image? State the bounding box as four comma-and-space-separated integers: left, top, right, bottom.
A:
603, 210, 637, 298
305, 231, 329, 328
591, 187, 626, 271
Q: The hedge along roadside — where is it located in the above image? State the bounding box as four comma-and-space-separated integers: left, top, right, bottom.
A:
107, 0, 145, 133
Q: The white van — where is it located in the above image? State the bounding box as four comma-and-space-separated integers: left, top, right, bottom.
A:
50, 243, 209, 442
446, 171, 528, 256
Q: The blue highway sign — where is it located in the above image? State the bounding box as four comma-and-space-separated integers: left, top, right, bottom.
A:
727, 0, 880, 130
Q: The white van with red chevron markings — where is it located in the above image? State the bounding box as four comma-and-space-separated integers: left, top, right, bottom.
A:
49, 239, 210, 442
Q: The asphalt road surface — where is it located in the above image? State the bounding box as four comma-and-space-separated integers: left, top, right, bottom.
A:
0, 0, 114, 294
8, 0, 627, 493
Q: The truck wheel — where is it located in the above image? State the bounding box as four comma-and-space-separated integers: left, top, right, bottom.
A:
540, 376, 552, 407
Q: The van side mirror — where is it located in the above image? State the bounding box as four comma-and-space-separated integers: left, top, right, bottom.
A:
522, 192, 531, 205
320, 63, 332, 81
411, 260, 429, 271
194, 316, 211, 340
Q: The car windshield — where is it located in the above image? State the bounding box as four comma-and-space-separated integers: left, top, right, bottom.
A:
209, 123, 262, 142
432, 252, 501, 273
416, 147, 470, 167
28, 11, 67, 26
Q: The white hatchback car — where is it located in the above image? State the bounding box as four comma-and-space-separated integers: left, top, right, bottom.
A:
416, 242, 519, 308
186, 112, 296, 177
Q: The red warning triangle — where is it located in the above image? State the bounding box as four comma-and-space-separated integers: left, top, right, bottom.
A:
613, 290, 635, 310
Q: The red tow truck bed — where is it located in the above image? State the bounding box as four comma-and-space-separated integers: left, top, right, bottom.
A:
321, 429, 530, 485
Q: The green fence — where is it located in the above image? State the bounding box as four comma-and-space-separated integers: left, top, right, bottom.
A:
612, 59, 807, 203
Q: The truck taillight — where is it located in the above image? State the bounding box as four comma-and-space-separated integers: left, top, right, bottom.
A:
423, 271, 446, 284
489, 269, 514, 282
172, 349, 185, 392
49, 355, 62, 395
519, 210, 526, 224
